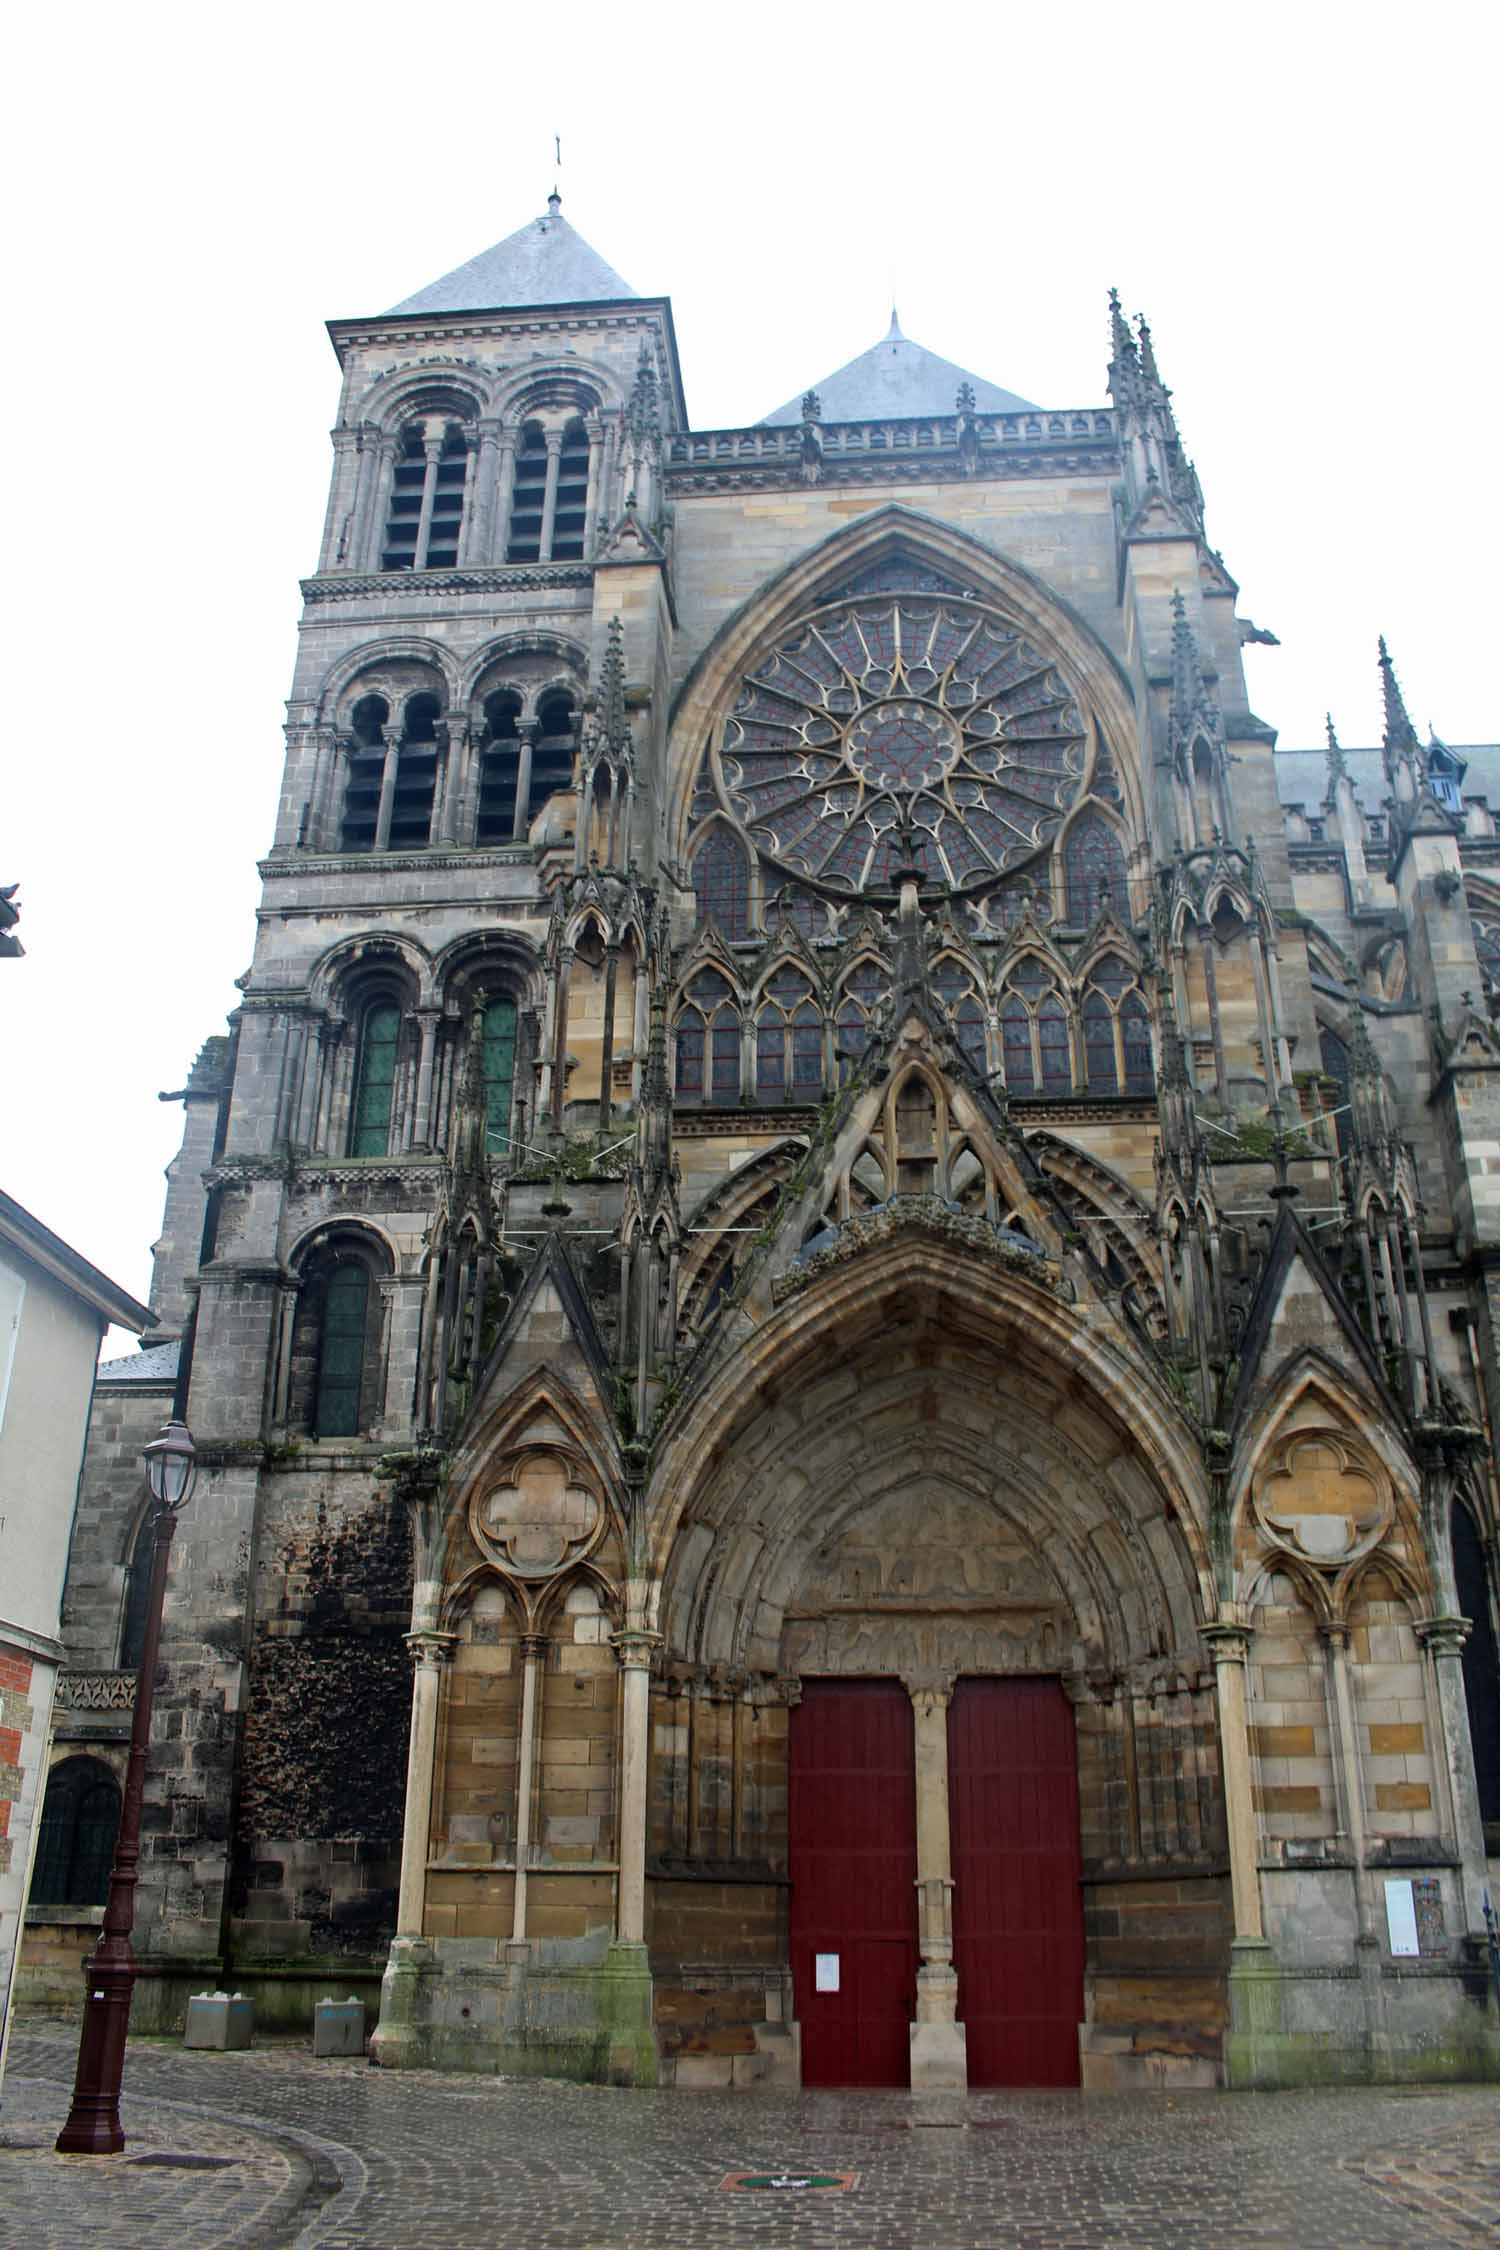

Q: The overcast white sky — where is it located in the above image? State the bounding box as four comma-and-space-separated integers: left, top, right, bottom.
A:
3, 1, 1494, 1340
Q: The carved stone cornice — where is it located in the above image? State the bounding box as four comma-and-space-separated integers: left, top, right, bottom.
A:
55, 1672, 136, 1712
301, 564, 594, 603
259, 848, 538, 880
667, 446, 1119, 498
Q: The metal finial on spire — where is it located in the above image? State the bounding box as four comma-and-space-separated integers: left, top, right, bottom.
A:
549, 133, 562, 214
886, 306, 903, 340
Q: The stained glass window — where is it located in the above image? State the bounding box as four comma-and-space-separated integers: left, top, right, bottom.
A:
481, 999, 517, 1155
315, 1261, 370, 1438
1000, 997, 1035, 1093
350, 1004, 401, 1155
714, 588, 1086, 902
711, 1015, 741, 1104
1083, 987, 1118, 1093
756, 973, 822, 1104
1122, 995, 1154, 1093
1318, 1026, 1352, 1158
675, 1007, 705, 1098
932, 957, 988, 1074
692, 829, 750, 939
1039, 998, 1073, 1092
836, 960, 886, 1077
1063, 812, 1128, 924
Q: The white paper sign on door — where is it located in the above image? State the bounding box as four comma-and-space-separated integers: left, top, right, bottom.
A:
1385, 1878, 1420, 1957
814, 1952, 840, 1992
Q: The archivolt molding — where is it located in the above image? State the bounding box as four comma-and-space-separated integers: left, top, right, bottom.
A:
347, 360, 492, 428
460, 631, 589, 703
647, 1233, 1211, 1630
665, 504, 1144, 868
315, 636, 461, 723
306, 929, 436, 1010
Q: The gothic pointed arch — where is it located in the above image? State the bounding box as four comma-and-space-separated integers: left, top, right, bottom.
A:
667, 505, 1144, 881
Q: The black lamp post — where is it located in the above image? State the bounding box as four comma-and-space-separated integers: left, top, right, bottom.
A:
55, 1417, 196, 2155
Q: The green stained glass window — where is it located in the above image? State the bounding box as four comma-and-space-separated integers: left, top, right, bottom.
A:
315, 1262, 369, 1438
481, 999, 517, 1155
350, 1004, 401, 1155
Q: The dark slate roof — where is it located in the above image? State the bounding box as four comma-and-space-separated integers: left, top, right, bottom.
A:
1274, 745, 1500, 816
762, 312, 1036, 425
387, 206, 637, 317
97, 1338, 180, 1384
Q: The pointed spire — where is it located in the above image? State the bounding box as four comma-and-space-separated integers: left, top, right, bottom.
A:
1108, 287, 1136, 369
597, 617, 628, 752
886, 306, 903, 339
1324, 712, 1348, 787
1136, 312, 1161, 388
627, 338, 660, 453
1378, 636, 1420, 753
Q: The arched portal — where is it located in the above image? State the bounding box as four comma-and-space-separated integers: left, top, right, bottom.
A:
644, 1243, 1224, 2090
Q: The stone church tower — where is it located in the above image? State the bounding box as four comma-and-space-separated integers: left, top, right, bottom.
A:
24, 203, 1500, 2090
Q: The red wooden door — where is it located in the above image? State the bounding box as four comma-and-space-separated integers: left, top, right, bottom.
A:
948, 1677, 1084, 2086
789, 1679, 918, 2087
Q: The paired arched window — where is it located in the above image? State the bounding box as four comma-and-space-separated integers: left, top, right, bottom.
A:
835, 960, 886, 1078
1063, 812, 1129, 925
32, 1757, 121, 1908
999, 960, 1071, 1094
1080, 957, 1154, 1095
350, 1002, 403, 1156
338, 692, 442, 853
382, 415, 472, 572
1453, 1496, 1500, 1826
692, 831, 750, 940
932, 958, 988, 1075
475, 691, 523, 844
755, 971, 822, 1103
676, 971, 740, 1104
314, 1261, 371, 1437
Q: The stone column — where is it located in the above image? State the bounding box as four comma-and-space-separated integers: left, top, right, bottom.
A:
510, 1634, 549, 1944
395, 1631, 454, 1937
511, 720, 538, 842
345, 422, 380, 567
582, 412, 604, 556
1321, 1622, 1376, 1945
367, 435, 398, 571
538, 428, 564, 562
905, 1678, 966, 2089
374, 736, 400, 852
465, 417, 502, 564
600, 1625, 660, 2085
1205, 1608, 1281, 2087
1416, 1615, 1489, 1933
410, 1008, 441, 1150
1202, 1614, 1264, 1943
612, 1629, 659, 1945
494, 425, 519, 561
412, 424, 444, 569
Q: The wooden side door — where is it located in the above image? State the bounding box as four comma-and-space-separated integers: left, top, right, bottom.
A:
789, 1679, 918, 2087
949, 1676, 1084, 2086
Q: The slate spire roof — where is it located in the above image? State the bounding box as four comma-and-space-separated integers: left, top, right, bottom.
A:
387, 194, 637, 317
762, 309, 1036, 425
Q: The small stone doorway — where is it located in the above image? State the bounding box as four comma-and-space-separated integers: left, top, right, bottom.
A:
788, 1679, 919, 2087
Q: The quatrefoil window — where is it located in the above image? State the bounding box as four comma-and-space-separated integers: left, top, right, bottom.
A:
472, 1451, 602, 1578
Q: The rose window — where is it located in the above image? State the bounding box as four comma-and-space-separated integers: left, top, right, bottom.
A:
712, 592, 1088, 897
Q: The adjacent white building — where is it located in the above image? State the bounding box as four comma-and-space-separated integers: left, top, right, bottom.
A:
0, 1191, 148, 2092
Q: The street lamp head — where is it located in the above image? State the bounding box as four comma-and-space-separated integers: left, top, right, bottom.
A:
143, 1417, 197, 1512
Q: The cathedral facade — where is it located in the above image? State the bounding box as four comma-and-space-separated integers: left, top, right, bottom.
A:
24, 202, 1500, 2090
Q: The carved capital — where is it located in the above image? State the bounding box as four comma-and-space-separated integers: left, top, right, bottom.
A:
611, 1627, 661, 1672
519, 1632, 551, 1663
903, 1674, 955, 1714
1201, 1620, 1253, 1665
405, 1629, 455, 1670
1415, 1613, 1472, 1659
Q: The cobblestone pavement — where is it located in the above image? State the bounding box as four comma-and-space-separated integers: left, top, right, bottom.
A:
4, 2027, 1498, 2248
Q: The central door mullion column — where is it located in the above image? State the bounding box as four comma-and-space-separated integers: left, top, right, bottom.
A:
907, 1678, 967, 2088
